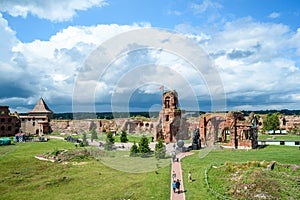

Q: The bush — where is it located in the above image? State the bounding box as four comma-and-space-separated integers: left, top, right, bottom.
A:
138, 135, 151, 154
104, 131, 114, 150
130, 141, 139, 157
120, 130, 128, 143
155, 138, 166, 159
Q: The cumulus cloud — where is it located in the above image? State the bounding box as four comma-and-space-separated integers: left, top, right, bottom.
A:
1, 10, 300, 112
200, 17, 300, 110
0, 0, 107, 22
1, 21, 144, 112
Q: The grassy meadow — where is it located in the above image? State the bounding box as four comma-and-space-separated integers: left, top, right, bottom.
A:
1, 138, 300, 199
0, 140, 170, 200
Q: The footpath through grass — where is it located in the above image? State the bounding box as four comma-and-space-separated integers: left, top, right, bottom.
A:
0, 140, 170, 200
181, 145, 300, 200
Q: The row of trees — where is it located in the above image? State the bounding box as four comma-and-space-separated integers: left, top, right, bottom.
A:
130, 137, 166, 159
102, 129, 166, 159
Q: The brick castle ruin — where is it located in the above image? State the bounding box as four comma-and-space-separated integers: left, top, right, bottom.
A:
1, 96, 300, 149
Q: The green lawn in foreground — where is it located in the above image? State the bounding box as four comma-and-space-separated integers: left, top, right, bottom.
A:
181, 145, 300, 200
2, 139, 300, 200
0, 140, 170, 200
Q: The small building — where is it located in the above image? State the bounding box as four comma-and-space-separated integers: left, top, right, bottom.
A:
0, 106, 20, 137
20, 98, 53, 135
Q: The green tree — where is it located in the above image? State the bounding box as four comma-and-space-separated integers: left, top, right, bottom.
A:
138, 135, 151, 155
155, 138, 166, 159
82, 133, 88, 146
120, 130, 128, 143
90, 128, 98, 142
130, 141, 139, 157
104, 131, 114, 150
263, 112, 280, 134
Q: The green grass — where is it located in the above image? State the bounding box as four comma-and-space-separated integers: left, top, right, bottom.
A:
0, 140, 170, 200
208, 161, 300, 199
258, 134, 300, 140
2, 139, 300, 200
181, 146, 300, 200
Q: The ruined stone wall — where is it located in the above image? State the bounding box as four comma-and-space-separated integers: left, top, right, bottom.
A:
50, 118, 157, 135
280, 115, 300, 130
50, 119, 117, 134
199, 112, 258, 149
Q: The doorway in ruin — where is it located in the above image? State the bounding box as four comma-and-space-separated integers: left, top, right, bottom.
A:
219, 127, 230, 143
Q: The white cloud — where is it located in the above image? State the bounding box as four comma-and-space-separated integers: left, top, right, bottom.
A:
0, 0, 107, 22
1, 22, 145, 112
190, 0, 222, 14
268, 12, 281, 19
199, 17, 300, 110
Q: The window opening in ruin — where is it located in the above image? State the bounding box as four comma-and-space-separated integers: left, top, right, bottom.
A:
1, 118, 5, 123
165, 97, 170, 108
1, 126, 4, 130
33, 122, 35, 126
8, 118, 12, 123
165, 115, 169, 122
8, 126, 11, 131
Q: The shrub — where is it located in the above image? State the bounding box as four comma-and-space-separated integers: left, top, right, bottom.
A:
130, 141, 139, 157
120, 130, 128, 143
104, 131, 114, 150
138, 135, 151, 154
155, 138, 166, 159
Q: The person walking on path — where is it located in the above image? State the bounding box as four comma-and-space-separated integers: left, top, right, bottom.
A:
188, 172, 192, 183
175, 179, 181, 194
172, 170, 176, 180
172, 180, 177, 193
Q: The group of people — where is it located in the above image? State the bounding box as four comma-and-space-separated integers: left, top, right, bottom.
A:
171, 170, 193, 194
172, 179, 181, 194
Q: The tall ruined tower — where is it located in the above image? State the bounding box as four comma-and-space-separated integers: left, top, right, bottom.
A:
155, 90, 189, 143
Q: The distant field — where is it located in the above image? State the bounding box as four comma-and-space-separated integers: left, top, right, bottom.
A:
258, 134, 300, 141
0, 140, 170, 200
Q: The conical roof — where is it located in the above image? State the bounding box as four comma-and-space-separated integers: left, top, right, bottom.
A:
29, 98, 53, 114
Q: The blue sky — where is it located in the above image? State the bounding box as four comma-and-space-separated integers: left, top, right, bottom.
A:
0, 0, 300, 113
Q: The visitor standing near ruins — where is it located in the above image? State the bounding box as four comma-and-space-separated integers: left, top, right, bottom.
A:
188, 171, 192, 182
172, 170, 176, 180
175, 179, 181, 194
172, 180, 176, 193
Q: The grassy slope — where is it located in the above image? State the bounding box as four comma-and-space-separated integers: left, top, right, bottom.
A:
181, 146, 300, 200
0, 140, 170, 200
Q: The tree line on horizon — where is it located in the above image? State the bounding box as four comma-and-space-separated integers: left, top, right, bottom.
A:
51, 109, 300, 120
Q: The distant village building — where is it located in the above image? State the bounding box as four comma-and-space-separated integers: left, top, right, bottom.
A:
0, 106, 20, 137
20, 98, 53, 135
155, 90, 189, 143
